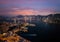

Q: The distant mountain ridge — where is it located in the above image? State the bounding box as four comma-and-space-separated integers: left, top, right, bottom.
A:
0, 13, 60, 18
47, 13, 60, 18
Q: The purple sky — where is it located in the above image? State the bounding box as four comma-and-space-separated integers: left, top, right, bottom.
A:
0, 0, 60, 16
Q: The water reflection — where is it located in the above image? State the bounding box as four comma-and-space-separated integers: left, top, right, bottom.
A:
18, 21, 58, 42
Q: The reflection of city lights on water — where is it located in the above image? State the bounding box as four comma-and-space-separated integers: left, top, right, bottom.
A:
28, 34, 37, 36
23, 34, 37, 36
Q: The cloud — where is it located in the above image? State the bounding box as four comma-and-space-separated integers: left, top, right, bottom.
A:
8, 8, 55, 16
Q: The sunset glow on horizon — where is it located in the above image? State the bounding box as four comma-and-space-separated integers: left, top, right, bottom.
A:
0, 0, 60, 16
9, 8, 55, 16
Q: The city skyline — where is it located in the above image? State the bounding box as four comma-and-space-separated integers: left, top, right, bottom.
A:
0, 0, 60, 16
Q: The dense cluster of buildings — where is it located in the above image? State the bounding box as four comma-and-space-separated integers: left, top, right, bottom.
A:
10, 14, 60, 24
0, 14, 60, 42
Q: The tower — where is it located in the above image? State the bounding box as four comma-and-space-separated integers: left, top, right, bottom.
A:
13, 18, 17, 24
29, 16, 32, 23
